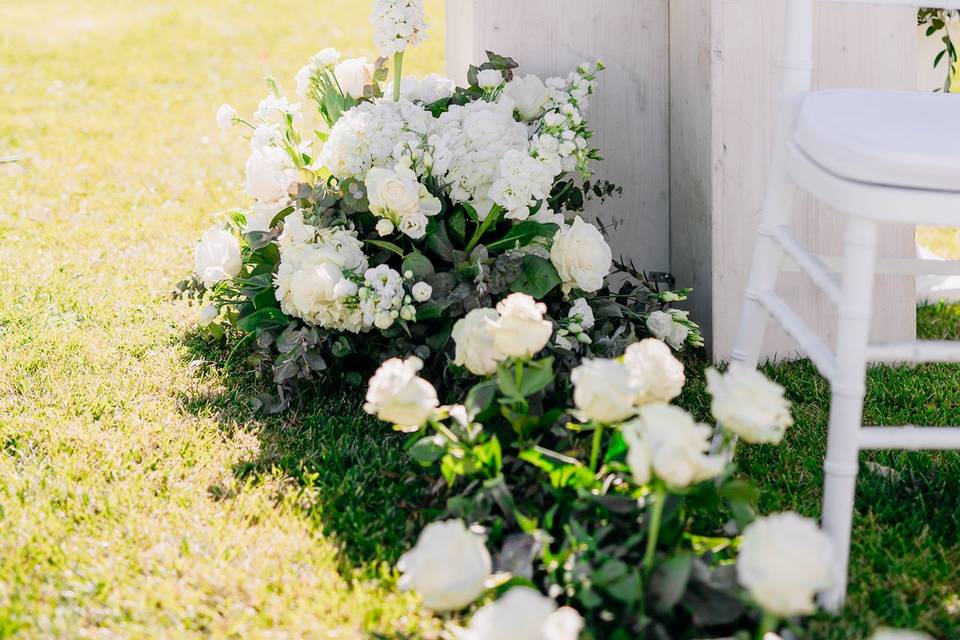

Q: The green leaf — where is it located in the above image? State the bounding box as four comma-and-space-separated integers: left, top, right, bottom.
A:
425, 219, 455, 261
650, 553, 693, 613
509, 255, 561, 298
465, 380, 498, 417
408, 435, 446, 465
401, 252, 435, 279
448, 207, 467, 243
485, 221, 559, 252
518, 356, 553, 397
414, 301, 444, 321
236, 307, 290, 333
364, 239, 406, 257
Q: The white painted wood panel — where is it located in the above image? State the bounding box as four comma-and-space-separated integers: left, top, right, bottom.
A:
445, 0, 671, 272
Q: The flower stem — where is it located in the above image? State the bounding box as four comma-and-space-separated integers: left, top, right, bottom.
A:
643, 484, 667, 575
393, 52, 404, 101
464, 205, 503, 254
589, 423, 604, 472
514, 359, 524, 394
756, 611, 779, 640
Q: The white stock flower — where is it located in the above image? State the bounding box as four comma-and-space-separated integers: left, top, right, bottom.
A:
397, 519, 491, 611
737, 512, 834, 617
386, 73, 456, 103
194, 226, 242, 289
244, 145, 297, 203
502, 74, 549, 120
334, 57, 374, 99
623, 338, 685, 406
706, 366, 793, 444
412, 281, 432, 302
311, 47, 340, 68
489, 149, 557, 221
550, 216, 612, 294
198, 304, 219, 326
371, 0, 428, 58
460, 587, 583, 640
452, 308, 505, 376
359, 264, 406, 328
476, 69, 503, 89
364, 163, 441, 239
567, 298, 594, 330
215, 103, 237, 130
622, 404, 725, 489
571, 359, 638, 424
489, 293, 553, 358
363, 356, 439, 429
646, 310, 689, 350
254, 94, 301, 125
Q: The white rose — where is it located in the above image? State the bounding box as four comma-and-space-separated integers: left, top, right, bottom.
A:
412, 282, 432, 302
567, 298, 594, 330
452, 308, 505, 376
244, 145, 296, 203
398, 519, 491, 611
706, 366, 793, 444
198, 304, 219, 326
194, 226, 242, 289
215, 103, 237, 130
460, 587, 583, 640
622, 427, 652, 485
364, 356, 438, 429
312, 47, 340, 67
502, 74, 549, 120
623, 404, 725, 489
375, 218, 395, 237
334, 57, 374, 99
737, 512, 834, 617
623, 338, 685, 406
244, 201, 284, 234
646, 310, 688, 350
290, 261, 343, 319
476, 68, 503, 89
571, 359, 638, 424
489, 293, 553, 358
365, 165, 422, 219
550, 216, 612, 294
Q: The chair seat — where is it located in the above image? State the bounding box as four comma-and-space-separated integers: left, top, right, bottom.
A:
792, 90, 960, 193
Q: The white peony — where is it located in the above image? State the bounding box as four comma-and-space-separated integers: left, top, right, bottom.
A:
397, 519, 491, 611
452, 308, 505, 376
215, 103, 237, 130
646, 310, 689, 350
371, 0, 428, 57
311, 47, 340, 68
550, 216, 612, 294
363, 356, 439, 429
706, 366, 793, 444
460, 587, 583, 640
194, 226, 242, 289
412, 281, 432, 302
737, 512, 834, 617
244, 145, 297, 204
622, 404, 725, 489
567, 298, 595, 330
502, 74, 549, 121
489, 293, 553, 358
623, 338, 685, 406
476, 69, 503, 89
334, 57, 375, 100
386, 73, 456, 103
571, 359, 638, 424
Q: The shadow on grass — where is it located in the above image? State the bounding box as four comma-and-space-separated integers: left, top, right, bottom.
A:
176, 330, 443, 577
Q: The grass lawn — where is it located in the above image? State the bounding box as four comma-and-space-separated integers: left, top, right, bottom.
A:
0, 0, 958, 638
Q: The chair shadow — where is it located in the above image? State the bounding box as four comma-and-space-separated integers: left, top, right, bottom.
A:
176, 329, 444, 577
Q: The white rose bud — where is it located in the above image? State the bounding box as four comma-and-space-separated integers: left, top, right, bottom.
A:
375, 218, 395, 237
550, 216, 612, 294
412, 282, 432, 302
567, 298, 595, 330
623, 338, 685, 406
216, 103, 237, 131
476, 68, 503, 89
502, 74, 549, 120
646, 310, 689, 350
194, 226, 242, 289
400, 304, 416, 321
489, 293, 553, 358
364, 356, 438, 429
737, 512, 834, 617
198, 304, 219, 326
334, 57, 374, 99
706, 366, 793, 444
452, 308, 506, 376
571, 359, 638, 424
460, 587, 583, 640
398, 519, 492, 612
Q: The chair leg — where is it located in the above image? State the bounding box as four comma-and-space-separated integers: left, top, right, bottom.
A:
819, 217, 878, 613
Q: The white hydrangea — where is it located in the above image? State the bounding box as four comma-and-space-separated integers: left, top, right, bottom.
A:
370, 0, 428, 58
359, 264, 407, 329
317, 98, 433, 180
430, 99, 529, 220
385, 73, 456, 103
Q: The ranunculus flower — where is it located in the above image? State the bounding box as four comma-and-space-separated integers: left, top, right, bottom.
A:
567, 298, 595, 330
194, 226, 242, 289
452, 308, 505, 376
334, 57, 374, 99
550, 216, 612, 294
397, 519, 491, 611
489, 293, 553, 358
622, 404, 725, 489
571, 359, 638, 424
706, 365, 793, 444
364, 356, 438, 430
244, 145, 296, 203
502, 74, 549, 120
460, 587, 583, 640
646, 310, 688, 350
412, 281, 432, 302
623, 338, 685, 406
215, 103, 237, 130
737, 512, 834, 617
